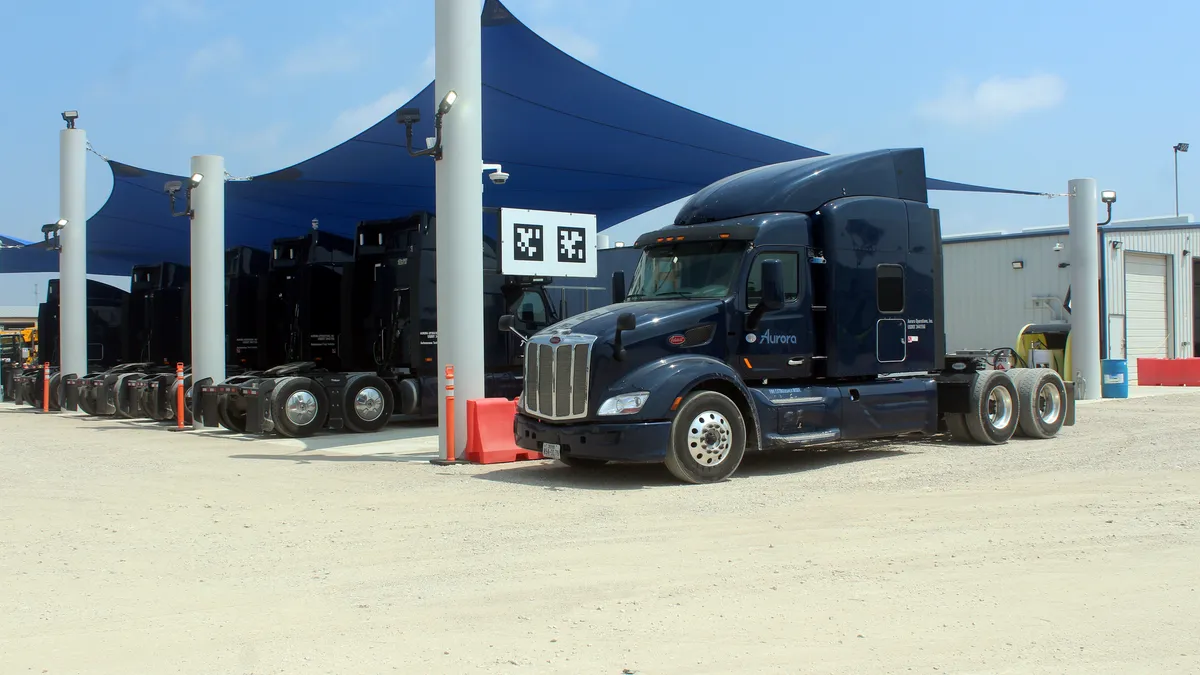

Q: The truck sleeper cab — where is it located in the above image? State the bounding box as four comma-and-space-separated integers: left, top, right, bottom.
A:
507, 148, 1075, 483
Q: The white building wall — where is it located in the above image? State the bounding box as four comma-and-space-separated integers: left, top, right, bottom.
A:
942, 232, 1072, 352
942, 217, 1198, 379
1101, 226, 1200, 360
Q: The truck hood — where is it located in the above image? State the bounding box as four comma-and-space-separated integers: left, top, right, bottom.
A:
538, 299, 724, 341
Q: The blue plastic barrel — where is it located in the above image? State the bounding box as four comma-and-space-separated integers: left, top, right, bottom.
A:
1101, 359, 1129, 398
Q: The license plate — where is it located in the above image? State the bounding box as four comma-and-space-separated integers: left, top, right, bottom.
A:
541, 443, 561, 460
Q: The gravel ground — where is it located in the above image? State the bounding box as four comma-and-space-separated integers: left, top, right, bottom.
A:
1, 391, 1198, 674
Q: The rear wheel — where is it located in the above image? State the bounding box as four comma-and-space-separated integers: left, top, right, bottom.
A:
664, 390, 747, 484
1013, 368, 1067, 439
963, 370, 1019, 445
342, 375, 394, 433
271, 377, 328, 438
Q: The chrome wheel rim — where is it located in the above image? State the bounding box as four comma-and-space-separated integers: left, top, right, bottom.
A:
1037, 382, 1062, 424
285, 390, 319, 426
687, 410, 733, 466
987, 386, 1013, 429
353, 387, 385, 422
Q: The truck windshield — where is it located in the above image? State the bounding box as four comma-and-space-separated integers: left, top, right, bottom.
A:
625, 240, 747, 301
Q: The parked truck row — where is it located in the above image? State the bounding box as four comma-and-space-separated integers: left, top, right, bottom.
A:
10, 210, 635, 439
501, 148, 1076, 483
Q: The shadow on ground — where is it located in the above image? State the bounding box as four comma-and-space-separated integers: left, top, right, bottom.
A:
473, 442, 918, 491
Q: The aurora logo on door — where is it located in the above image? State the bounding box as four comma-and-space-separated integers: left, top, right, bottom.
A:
668, 335, 686, 345
746, 330, 797, 345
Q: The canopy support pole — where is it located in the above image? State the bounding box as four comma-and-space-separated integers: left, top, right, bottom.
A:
435, 0, 484, 461
190, 155, 226, 427
1068, 178, 1100, 400
59, 125, 87, 401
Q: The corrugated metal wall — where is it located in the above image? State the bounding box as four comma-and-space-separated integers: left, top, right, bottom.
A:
942, 233, 1073, 351
942, 222, 1200, 367
1101, 227, 1200, 359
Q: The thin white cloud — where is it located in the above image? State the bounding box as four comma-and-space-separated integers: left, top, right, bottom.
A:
332, 88, 416, 139
916, 73, 1066, 127
329, 47, 434, 140
282, 34, 366, 78
187, 37, 243, 77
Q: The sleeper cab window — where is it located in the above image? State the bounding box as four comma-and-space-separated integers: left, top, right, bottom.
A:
877, 264, 905, 313
746, 252, 801, 305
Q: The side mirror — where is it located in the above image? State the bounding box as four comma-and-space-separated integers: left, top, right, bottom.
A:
498, 314, 515, 332
613, 311, 636, 361
759, 259, 786, 311
611, 270, 626, 305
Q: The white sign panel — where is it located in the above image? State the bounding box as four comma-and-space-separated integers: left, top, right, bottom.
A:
499, 208, 598, 278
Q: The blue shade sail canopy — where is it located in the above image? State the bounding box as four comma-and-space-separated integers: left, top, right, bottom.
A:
0, 0, 1041, 276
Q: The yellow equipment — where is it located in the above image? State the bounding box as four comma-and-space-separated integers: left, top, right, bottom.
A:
1014, 323, 1073, 383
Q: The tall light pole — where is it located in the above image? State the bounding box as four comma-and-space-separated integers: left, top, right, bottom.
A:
1175, 142, 1189, 217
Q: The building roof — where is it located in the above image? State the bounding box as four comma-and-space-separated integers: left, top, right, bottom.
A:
944, 215, 1199, 244
0, 0, 1042, 277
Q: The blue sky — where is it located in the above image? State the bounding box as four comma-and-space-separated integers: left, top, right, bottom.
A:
0, 0, 1196, 246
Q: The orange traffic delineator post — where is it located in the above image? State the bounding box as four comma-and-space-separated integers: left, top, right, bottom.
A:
41, 361, 50, 413
431, 365, 468, 466
175, 362, 185, 430
464, 397, 543, 465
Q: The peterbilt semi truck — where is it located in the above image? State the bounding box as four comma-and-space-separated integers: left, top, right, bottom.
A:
504, 148, 1075, 484
198, 211, 559, 437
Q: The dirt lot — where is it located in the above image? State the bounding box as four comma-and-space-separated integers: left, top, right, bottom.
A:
2, 391, 1199, 674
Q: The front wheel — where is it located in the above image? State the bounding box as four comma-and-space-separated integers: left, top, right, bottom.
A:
664, 390, 747, 484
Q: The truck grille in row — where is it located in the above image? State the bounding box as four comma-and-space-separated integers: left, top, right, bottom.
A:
523, 333, 597, 421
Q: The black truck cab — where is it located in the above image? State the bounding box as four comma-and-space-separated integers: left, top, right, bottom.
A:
508, 148, 1074, 483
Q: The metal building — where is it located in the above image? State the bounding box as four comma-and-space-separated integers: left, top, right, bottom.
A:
943, 215, 1200, 383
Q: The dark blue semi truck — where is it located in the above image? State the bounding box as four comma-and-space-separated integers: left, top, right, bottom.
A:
503, 148, 1075, 483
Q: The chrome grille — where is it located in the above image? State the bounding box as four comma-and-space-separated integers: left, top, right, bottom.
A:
523, 333, 596, 420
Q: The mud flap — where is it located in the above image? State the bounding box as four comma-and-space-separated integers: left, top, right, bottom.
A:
244, 379, 279, 434
316, 374, 346, 431
1063, 381, 1076, 427
62, 374, 80, 411
195, 378, 218, 428
130, 382, 146, 418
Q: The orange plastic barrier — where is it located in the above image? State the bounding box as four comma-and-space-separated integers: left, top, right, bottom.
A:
1137, 357, 1200, 386
463, 398, 543, 464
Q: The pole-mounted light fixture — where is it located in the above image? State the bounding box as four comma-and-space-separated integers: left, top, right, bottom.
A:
1174, 143, 1189, 217
396, 90, 458, 160
163, 173, 204, 218
61, 110, 78, 129
40, 218, 68, 251
1098, 189, 1117, 226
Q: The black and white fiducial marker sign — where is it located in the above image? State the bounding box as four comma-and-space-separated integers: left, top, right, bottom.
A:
499, 208, 598, 278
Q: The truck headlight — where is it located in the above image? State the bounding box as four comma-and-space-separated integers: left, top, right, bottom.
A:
597, 391, 650, 416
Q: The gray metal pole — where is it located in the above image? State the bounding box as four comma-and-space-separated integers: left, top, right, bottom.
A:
189, 155, 226, 427
59, 127, 88, 389
435, 0, 484, 460
1068, 178, 1101, 399
1175, 148, 1180, 218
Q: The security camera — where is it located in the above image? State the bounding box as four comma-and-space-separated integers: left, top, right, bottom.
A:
396, 108, 422, 125
490, 171, 509, 185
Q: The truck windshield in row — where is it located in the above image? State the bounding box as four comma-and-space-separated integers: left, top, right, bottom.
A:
625, 240, 747, 301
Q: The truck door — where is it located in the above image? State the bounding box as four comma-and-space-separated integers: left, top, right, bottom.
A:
875, 263, 907, 364
735, 250, 814, 380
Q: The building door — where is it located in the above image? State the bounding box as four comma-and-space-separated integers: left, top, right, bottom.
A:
1124, 253, 1171, 383
1107, 314, 1126, 360
1193, 260, 1199, 357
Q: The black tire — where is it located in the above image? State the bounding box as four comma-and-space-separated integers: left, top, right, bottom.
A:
963, 370, 1019, 445
217, 395, 249, 433
113, 374, 138, 418
270, 377, 328, 438
943, 412, 976, 443
77, 385, 98, 416
664, 390, 747, 484
1013, 368, 1068, 439
47, 373, 64, 411
342, 374, 394, 433
559, 456, 609, 469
